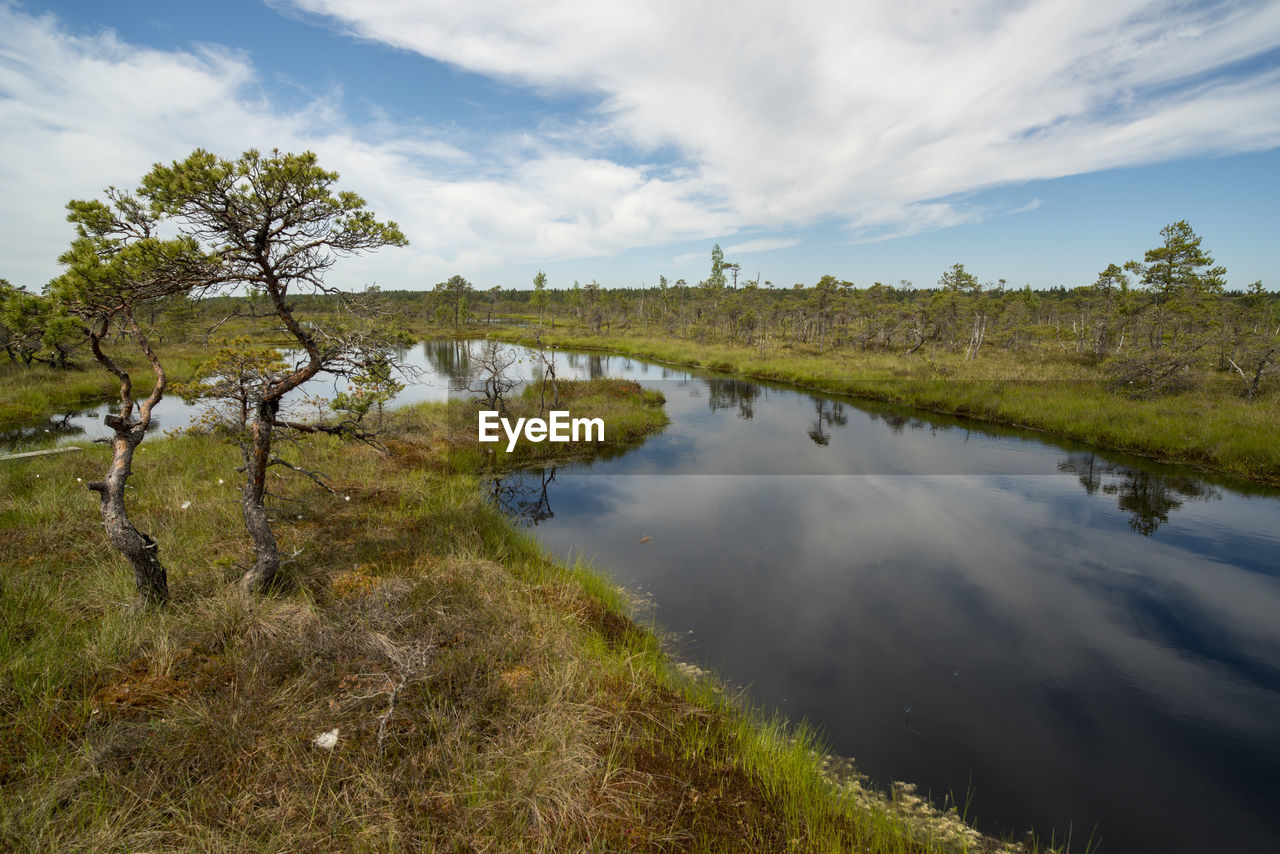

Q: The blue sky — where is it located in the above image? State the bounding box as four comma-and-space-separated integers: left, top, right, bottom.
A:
2, 0, 1278, 292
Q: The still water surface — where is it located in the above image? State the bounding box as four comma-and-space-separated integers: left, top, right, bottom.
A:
427, 341, 1280, 854
14, 339, 1280, 853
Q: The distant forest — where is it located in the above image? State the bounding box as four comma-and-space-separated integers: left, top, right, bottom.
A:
5, 220, 1278, 399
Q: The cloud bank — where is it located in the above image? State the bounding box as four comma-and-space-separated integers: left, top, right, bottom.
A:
2, 1, 1278, 287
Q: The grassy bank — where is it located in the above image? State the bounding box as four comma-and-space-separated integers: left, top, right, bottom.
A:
0, 346, 211, 424
0, 324, 488, 428
409, 377, 671, 473
489, 328, 1280, 485
0, 380, 1033, 852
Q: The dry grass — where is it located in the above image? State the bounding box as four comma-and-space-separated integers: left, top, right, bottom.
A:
1, 381, 1046, 853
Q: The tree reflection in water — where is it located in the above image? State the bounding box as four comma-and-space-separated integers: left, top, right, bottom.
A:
420, 339, 475, 391
866, 410, 929, 435
1, 412, 86, 451
489, 467, 557, 526
808, 398, 847, 446
706, 379, 761, 420
1058, 452, 1221, 535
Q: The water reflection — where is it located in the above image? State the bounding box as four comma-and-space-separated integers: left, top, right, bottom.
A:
487, 361, 1280, 854
807, 398, 848, 446
420, 339, 475, 391
0, 411, 87, 450
1058, 451, 1221, 535
10, 338, 1280, 853
706, 379, 760, 420
866, 410, 927, 435
490, 467, 557, 525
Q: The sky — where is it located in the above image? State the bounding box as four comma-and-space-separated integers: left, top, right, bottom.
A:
1, 0, 1278, 292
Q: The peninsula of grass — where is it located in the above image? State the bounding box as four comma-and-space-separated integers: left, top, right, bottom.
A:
0, 379, 1038, 852
399, 377, 671, 474
488, 327, 1280, 486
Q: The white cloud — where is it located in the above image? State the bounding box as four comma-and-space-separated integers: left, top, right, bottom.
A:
0, 5, 731, 288
290, 0, 1280, 239
723, 238, 800, 255
2, 1, 1279, 288
669, 237, 801, 268
667, 251, 707, 267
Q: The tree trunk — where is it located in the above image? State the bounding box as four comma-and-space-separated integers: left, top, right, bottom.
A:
85, 314, 171, 605
88, 423, 168, 604
240, 398, 281, 592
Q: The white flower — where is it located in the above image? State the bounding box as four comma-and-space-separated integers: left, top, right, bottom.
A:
344, 495, 350, 501
218, 478, 224, 485
313, 728, 340, 750
180, 501, 191, 510
76, 477, 81, 482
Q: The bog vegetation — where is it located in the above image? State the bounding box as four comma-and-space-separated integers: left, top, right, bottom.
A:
419, 224, 1280, 481
1, 148, 1071, 851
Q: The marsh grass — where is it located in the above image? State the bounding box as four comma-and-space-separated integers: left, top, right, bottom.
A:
488, 328, 1280, 484
2, 381, 1048, 852
0, 345, 208, 425
385, 378, 668, 475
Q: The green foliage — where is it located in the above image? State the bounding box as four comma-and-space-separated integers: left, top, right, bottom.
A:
1223, 281, 1280, 400
0, 274, 81, 368
704, 242, 727, 292
531, 269, 548, 321
52, 192, 216, 316
433, 274, 473, 329
938, 262, 980, 294
137, 148, 411, 593
171, 338, 289, 432
329, 357, 404, 428
1125, 220, 1227, 346
1129, 220, 1225, 302
139, 148, 406, 293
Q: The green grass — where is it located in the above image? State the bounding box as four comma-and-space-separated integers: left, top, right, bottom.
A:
0, 346, 209, 425
488, 327, 1280, 485
387, 378, 669, 474
0, 380, 1046, 853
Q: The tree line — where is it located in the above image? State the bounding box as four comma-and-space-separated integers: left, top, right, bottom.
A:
405, 223, 1278, 399
5, 155, 1277, 604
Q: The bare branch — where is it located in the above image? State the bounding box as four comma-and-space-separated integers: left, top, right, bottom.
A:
264, 456, 336, 493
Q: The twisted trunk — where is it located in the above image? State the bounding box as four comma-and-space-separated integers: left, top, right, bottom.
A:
86, 311, 169, 604
89, 423, 167, 604
239, 396, 282, 592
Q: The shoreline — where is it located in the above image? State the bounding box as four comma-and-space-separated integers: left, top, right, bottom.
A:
1, 378, 1044, 851
485, 325, 1280, 488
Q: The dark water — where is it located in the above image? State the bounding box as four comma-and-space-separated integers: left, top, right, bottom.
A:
11, 340, 1280, 852
428, 342, 1280, 854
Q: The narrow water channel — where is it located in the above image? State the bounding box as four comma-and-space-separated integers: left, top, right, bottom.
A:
14, 339, 1280, 853
432, 341, 1280, 854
